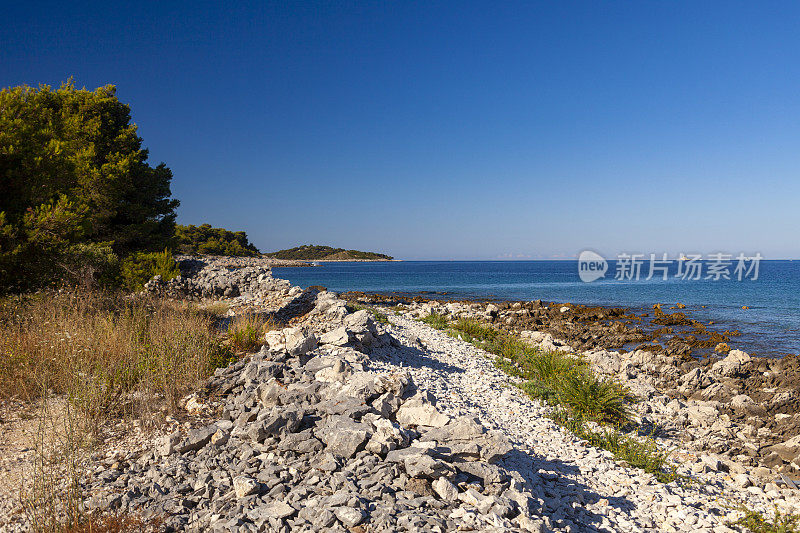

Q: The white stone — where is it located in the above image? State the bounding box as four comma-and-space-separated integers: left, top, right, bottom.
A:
232, 475, 258, 498
432, 476, 459, 501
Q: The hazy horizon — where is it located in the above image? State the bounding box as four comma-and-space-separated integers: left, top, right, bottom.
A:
4, 1, 799, 260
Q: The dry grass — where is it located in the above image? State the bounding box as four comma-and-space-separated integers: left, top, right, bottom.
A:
0, 290, 230, 428
63, 513, 162, 533
226, 312, 276, 352
0, 289, 236, 531
201, 301, 231, 317
19, 398, 85, 532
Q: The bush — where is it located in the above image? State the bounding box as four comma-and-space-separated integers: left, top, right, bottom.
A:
733, 507, 800, 533
453, 318, 499, 342
552, 410, 676, 482
120, 250, 180, 291
525, 350, 586, 382
557, 373, 631, 424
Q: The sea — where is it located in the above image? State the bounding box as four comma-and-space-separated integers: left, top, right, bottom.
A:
272, 260, 800, 358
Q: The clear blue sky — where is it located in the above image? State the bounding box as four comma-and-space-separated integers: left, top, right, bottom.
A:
3, 1, 799, 259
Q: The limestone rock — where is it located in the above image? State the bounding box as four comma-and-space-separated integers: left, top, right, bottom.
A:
232, 475, 259, 498
711, 349, 752, 377
432, 476, 459, 502
320, 326, 350, 346
334, 507, 365, 527
316, 415, 372, 458
263, 501, 296, 519
283, 327, 318, 356
396, 396, 451, 428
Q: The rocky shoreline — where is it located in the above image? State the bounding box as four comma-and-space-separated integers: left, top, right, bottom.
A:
344, 293, 800, 482
5, 255, 800, 532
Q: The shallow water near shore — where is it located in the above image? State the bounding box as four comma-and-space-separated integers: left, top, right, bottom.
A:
273, 260, 800, 358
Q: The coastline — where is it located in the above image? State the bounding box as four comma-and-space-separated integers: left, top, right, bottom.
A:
5, 255, 796, 531
162, 256, 800, 478
342, 290, 800, 477
269, 259, 800, 359
156, 256, 800, 479
340, 290, 765, 359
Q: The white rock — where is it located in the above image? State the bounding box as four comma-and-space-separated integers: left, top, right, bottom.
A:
320, 327, 350, 346
265, 330, 285, 352
264, 501, 295, 518
396, 397, 451, 428
283, 327, 318, 356
711, 349, 752, 377
334, 507, 365, 527
432, 476, 459, 501
232, 475, 258, 498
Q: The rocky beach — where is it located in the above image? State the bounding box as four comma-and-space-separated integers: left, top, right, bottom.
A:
347, 292, 800, 478
3, 255, 800, 533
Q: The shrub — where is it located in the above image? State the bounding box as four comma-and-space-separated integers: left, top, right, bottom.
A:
453, 318, 499, 342
120, 249, 180, 291
552, 409, 676, 482
494, 357, 524, 378
557, 373, 631, 424
525, 350, 587, 382
175, 224, 259, 256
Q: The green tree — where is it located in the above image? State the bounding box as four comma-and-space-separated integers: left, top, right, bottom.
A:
0, 81, 179, 291
175, 224, 260, 256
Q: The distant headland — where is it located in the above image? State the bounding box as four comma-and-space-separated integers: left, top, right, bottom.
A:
265, 244, 394, 262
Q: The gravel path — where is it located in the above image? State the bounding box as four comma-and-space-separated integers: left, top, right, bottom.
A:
369, 314, 776, 533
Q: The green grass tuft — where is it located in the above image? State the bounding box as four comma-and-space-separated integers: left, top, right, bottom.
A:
453, 318, 499, 341
733, 507, 800, 533
552, 409, 677, 483
416, 311, 675, 480
420, 312, 449, 330
557, 373, 631, 424
349, 302, 390, 324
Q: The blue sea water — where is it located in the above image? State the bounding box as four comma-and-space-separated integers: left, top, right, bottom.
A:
272, 260, 800, 357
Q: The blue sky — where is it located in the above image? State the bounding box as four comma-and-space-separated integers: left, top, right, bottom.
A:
3, 1, 799, 259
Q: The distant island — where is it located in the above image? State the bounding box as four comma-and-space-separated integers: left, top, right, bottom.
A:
265, 244, 394, 261
173, 226, 394, 262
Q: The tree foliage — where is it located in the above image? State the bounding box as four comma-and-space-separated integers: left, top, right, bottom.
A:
175, 224, 260, 257
120, 249, 181, 292
0, 81, 179, 291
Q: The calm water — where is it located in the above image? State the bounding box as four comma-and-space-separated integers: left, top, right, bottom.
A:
272, 261, 800, 357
